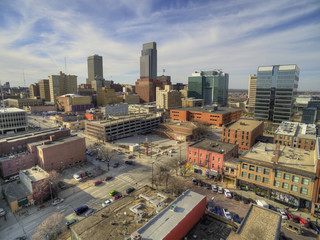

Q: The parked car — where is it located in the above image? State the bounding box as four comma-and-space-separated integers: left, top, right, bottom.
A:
223, 208, 232, 220
233, 213, 242, 224
192, 178, 198, 185
66, 219, 79, 228
105, 176, 113, 181
277, 209, 288, 220
80, 173, 88, 180
297, 216, 310, 228
197, 180, 203, 187
126, 187, 135, 194
102, 199, 113, 207
52, 198, 64, 206
85, 171, 93, 177
113, 192, 122, 200
58, 181, 67, 189
128, 155, 133, 159
73, 174, 81, 181
218, 187, 224, 194
224, 189, 232, 198
125, 160, 134, 165
0, 208, 6, 216
85, 208, 95, 217
211, 184, 218, 192
285, 211, 299, 223
74, 206, 88, 215
241, 197, 249, 204
206, 201, 215, 213
94, 180, 102, 186
309, 221, 320, 234
113, 162, 119, 168
215, 206, 223, 216
109, 190, 118, 196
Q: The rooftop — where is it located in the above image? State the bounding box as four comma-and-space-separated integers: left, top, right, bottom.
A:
89, 113, 161, 126
228, 204, 281, 240
224, 119, 263, 131
172, 107, 240, 115
136, 189, 206, 239
0, 107, 26, 113
241, 142, 316, 174
189, 139, 237, 154
3, 180, 32, 203
275, 121, 316, 139
22, 166, 49, 182
160, 121, 198, 129
0, 128, 67, 142
34, 135, 84, 150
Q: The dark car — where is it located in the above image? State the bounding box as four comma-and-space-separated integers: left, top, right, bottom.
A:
94, 180, 102, 186
309, 221, 320, 234
206, 201, 215, 213
206, 184, 211, 190
233, 214, 242, 224
126, 187, 135, 194
105, 176, 113, 181
74, 206, 88, 215
113, 192, 122, 200
113, 162, 119, 168
128, 155, 133, 159
241, 197, 249, 204
269, 204, 278, 212
125, 160, 133, 165
215, 206, 223, 216
192, 178, 198, 185
66, 219, 79, 228
58, 181, 67, 189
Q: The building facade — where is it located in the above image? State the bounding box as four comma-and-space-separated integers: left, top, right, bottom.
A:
102, 103, 128, 118
29, 83, 40, 99
156, 85, 182, 110
181, 98, 204, 108
135, 78, 155, 103
0, 108, 28, 134
186, 139, 238, 177
170, 107, 242, 127
49, 71, 77, 102
56, 94, 93, 112
87, 54, 103, 83
222, 119, 264, 150
248, 74, 257, 110
274, 121, 317, 150
7, 98, 43, 108
188, 70, 229, 106
254, 65, 299, 123
97, 87, 122, 106
38, 79, 51, 101
140, 42, 157, 80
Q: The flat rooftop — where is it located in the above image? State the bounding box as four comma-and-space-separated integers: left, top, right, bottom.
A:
3, 180, 32, 203
225, 119, 263, 131
136, 190, 206, 239
228, 204, 281, 240
35, 135, 83, 150
0, 107, 26, 113
275, 121, 316, 139
242, 142, 316, 174
23, 166, 49, 182
160, 121, 198, 129
172, 107, 239, 115
89, 113, 161, 126
189, 139, 236, 154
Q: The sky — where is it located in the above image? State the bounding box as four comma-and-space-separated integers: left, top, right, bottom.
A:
0, 0, 319, 90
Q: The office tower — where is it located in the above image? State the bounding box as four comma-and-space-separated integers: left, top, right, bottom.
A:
248, 74, 257, 110
38, 79, 51, 101
29, 83, 40, 98
88, 54, 103, 83
49, 71, 77, 102
188, 70, 229, 106
254, 64, 299, 122
140, 42, 157, 80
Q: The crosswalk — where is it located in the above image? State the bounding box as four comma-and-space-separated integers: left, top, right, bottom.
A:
116, 175, 142, 187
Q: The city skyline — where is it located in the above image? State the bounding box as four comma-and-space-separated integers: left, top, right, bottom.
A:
0, 0, 319, 90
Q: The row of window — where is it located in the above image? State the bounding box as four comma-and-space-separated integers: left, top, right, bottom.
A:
7, 158, 33, 167
189, 152, 221, 162
275, 171, 309, 185
243, 164, 269, 174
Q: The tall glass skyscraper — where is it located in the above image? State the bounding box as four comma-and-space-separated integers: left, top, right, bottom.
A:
188, 70, 229, 106
140, 42, 157, 80
87, 54, 103, 83
254, 64, 299, 122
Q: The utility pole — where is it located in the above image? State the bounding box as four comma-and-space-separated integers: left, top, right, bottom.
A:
152, 162, 154, 188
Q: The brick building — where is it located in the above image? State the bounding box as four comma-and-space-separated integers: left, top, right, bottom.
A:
56, 94, 93, 112
153, 122, 198, 142
274, 121, 317, 150
187, 139, 238, 177
135, 78, 155, 103
170, 107, 242, 127
222, 119, 264, 150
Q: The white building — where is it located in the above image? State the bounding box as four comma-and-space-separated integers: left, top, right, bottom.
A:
0, 108, 28, 134
102, 103, 128, 119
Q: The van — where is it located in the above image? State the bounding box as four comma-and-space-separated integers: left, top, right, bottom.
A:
74, 205, 88, 215
256, 200, 269, 208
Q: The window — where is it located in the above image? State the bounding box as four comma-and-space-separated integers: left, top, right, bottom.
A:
243, 164, 248, 170
255, 175, 261, 181
212, 156, 215, 161
189, 151, 191, 155
189, 158, 191, 162
16, 161, 19, 165
206, 155, 208, 160
230, 169, 234, 174
283, 173, 290, 180
7, 163, 11, 167
302, 178, 309, 185
300, 188, 308, 195
256, 167, 262, 173
242, 172, 247, 178
194, 159, 196, 163
226, 167, 230, 172
30, 158, 33, 162
249, 165, 255, 171
212, 164, 214, 168
292, 176, 299, 183
282, 183, 289, 189
200, 153, 202, 158
248, 173, 254, 179
194, 152, 197, 156
218, 158, 221, 163
200, 160, 202, 165
291, 185, 298, 192
274, 180, 280, 187
264, 169, 270, 175
263, 177, 268, 184
275, 171, 281, 178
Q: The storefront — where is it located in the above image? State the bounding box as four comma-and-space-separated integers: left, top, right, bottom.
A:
223, 175, 236, 186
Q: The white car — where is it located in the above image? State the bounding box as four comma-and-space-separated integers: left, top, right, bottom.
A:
73, 174, 81, 181
102, 199, 113, 207
218, 187, 224, 194
0, 208, 6, 216
212, 184, 218, 192
277, 209, 288, 220
224, 189, 232, 198
52, 198, 64, 206
223, 208, 232, 220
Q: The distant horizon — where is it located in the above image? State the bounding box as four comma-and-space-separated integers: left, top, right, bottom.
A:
0, 0, 319, 90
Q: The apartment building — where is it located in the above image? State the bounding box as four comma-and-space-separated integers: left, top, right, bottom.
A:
222, 119, 264, 150
274, 121, 317, 150
0, 108, 28, 134
49, 71, 77, 102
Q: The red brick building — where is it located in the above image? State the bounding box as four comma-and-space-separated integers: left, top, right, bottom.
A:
187, 139, 238, 177
170, 107, 241, 127
153, 122, 198, 142
222, 119, 264, 150
135, 78, 155, 103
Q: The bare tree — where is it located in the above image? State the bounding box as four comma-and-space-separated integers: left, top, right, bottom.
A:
32, 213, 64, 240
193, 122, 209, 139
33, 179, 50, 205
168, 177, 187, 196
48, 170, 61, 198
97, 145, 115, 171
167, 157, 187, 177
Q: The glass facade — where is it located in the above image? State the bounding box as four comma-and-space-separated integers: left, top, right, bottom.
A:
254, 65, 299, 122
